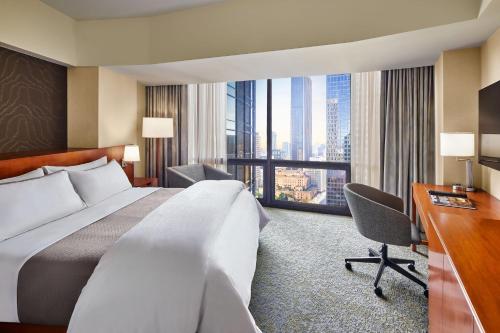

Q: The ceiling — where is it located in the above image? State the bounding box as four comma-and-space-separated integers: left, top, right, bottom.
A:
108, 12, 500, 85
37, 0, 500, 84
40, 0, 223, 20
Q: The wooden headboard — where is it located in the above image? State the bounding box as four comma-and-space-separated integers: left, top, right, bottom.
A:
0, 146, 134, 181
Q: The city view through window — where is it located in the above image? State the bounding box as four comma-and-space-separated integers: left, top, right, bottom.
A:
226, 74, 351, 213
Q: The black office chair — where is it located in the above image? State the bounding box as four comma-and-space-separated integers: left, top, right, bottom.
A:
343, 183, 428, 297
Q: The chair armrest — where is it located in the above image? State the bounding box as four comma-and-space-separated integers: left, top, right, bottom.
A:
166, 168, 196, 188
203, 165, 233, 180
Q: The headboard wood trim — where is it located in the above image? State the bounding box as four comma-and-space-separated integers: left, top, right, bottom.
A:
0, 146, 133, 181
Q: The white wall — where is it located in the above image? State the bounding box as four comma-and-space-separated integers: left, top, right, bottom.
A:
435, 27, 500, 199
98, 68, 139, 148
0, 0, 482, 66
0, 0, 76, 65
67, 67, 145, 176
434, 48, 482, 188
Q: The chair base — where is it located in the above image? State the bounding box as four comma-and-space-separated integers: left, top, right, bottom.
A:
345, 244, 428, 297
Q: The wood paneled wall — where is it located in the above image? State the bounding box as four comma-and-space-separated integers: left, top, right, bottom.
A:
0, 46, 67, 153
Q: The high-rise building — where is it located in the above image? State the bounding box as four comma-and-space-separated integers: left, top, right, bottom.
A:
226, 81, 258, 195
326, 74, 350, 206
317, 144, 326, 159
326, 170, 347, 207
326, 74, 351, 158
226, 81, 256, 159
326, 99, 342, 161
272, 131, 277, 150
305, 156, 326, 192
343, 133, 351, 162
255, 132, 263, 158
272, 149, 282, 160
282, 141, 290, 159
290, 77, 312, 161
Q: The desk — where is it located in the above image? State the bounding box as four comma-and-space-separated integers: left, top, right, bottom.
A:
412, 183, 500, 333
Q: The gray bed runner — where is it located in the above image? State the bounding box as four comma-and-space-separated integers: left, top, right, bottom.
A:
17, 188, 182, 326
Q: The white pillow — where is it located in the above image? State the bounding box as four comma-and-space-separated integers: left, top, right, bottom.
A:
43, 156, 107, 174
0, 168, 44, 184
68, 160, 132, 206
0, 171, 86, 241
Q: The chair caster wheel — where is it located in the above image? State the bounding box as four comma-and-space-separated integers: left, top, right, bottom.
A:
424, 289, 428, 298
374, 287, 383, 297
408, 264, 415, 271
345, 262, 352, 270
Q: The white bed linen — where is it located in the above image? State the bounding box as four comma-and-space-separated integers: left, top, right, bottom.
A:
0, 187, 159, 323
68, 180, 267, 333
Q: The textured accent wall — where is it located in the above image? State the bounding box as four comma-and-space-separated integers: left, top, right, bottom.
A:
0, 46, 67, 153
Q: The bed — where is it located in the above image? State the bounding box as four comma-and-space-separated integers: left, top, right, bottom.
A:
0, 146, 268, 333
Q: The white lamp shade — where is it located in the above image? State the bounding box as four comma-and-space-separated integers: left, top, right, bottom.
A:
142, 117, 173, 138
440, 133, 474, 157
123, 145, 140, 162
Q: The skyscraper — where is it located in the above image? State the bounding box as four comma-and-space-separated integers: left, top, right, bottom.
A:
255, 132, 263, 158
282, 141, 290, 160
343, 133, 351, 162
290, 77, 312, 161
226, 81, 258, 195
326, 99, 342, 162
326, 74, 351, 158
326, 74, 350, 206
226, 81, 256, 159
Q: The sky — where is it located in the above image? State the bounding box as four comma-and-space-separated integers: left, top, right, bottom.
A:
255, 76, 328, 148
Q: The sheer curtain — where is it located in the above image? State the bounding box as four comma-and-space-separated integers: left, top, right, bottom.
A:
145, 85, 188, 187
351, 71, 381, 188
187, 83, 227, 169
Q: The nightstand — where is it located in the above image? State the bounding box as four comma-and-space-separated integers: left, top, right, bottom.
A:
133, 177, 159, 187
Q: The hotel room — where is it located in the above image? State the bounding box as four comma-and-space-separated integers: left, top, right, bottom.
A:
0, 1, 499, 332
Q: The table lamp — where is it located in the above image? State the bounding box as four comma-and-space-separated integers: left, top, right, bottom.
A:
142, 117, 173, 180
122, 145, 140, 167
440, 132, 475, 192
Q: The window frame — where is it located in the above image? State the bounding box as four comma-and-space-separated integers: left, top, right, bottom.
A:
226, 79, 351, 215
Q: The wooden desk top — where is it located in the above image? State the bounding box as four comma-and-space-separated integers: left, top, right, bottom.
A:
413, 183, 500, 333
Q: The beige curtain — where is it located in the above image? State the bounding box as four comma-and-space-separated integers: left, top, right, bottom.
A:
187, 83, 227, 169
351, 71, 381, 188
145, 85, 188, 186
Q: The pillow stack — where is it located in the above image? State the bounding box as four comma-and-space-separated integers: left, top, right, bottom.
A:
0, 157, 132, 240
43, 156, 108, 174
0, 171, 86, 241
68, 160, 132, 206
0, 168, 44, 184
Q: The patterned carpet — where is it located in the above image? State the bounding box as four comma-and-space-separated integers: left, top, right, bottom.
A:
249, 208, 428, 333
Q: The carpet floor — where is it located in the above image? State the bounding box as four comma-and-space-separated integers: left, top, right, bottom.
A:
249, 208, 428, 333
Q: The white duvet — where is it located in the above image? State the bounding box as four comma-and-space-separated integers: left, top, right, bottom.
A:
68, 180, 268, 333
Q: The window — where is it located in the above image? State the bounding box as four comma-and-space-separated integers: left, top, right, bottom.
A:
227, 164, 264, 199
227, 75, 351, 214
226, 81, 267, 159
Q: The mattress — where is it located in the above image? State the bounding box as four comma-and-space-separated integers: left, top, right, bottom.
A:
16, 188, 182, 326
